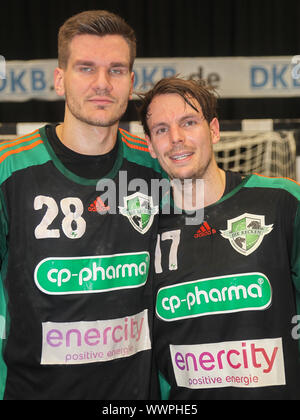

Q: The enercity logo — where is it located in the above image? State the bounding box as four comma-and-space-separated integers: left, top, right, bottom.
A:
95, 171, 205, 226
170, 338, 286, 390
0, 56, 5, 80
156, 272, 272, 321
41, 309, 151, 365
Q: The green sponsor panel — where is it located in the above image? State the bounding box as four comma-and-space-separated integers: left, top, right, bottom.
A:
156, 272, 272, 321
35, 252, 149, 295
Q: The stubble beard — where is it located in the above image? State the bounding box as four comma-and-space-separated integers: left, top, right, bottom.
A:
65, 94, 128, 128
169, 150, 213, 184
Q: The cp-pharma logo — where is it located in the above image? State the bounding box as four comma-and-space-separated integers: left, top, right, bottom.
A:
0, 56, 6, 79
34, 252, 150, 295
156, 272, 272, 321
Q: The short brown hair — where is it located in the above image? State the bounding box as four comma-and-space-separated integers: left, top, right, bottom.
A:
58, 10, 137, 70
138, 77, 218, 137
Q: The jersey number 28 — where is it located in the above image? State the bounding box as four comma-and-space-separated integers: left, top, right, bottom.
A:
34, 195, 86, 239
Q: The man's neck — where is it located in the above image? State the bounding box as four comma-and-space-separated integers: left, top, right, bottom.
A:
172, 166, 226, 211
56, 115, 119, 156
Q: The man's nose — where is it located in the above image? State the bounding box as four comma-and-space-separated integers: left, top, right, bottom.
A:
169, 125, 184, 144
92, 69, 113, 93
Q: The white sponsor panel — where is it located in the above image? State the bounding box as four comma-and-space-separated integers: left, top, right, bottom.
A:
133, 56, 300, 98
41, 309, 151, 365
0, 56, 299, 101
0, 59, 58, 101
170, 338, 286, 389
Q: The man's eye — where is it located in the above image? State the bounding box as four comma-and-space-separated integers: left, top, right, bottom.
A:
110, 68, 127, 75
79, 66, 93, 73
155, 127, 168, 135
183, 120, 196, 127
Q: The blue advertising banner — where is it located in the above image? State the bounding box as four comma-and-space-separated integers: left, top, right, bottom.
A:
0, 56, 299, 101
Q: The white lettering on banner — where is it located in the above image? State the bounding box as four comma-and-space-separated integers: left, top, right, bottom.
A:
41, 309, 151, 365
170, 338, 286, 390
133, 57, 300, 98
0, 59, 58, 102
1, 56, 300, 102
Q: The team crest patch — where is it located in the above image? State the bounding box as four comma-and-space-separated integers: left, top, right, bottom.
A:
220, 213, 273, 256
119, 192, 158, 234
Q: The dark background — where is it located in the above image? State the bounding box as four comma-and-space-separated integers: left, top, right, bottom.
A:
1, 0, 300, 123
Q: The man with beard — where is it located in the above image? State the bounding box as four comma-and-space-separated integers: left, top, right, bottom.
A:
0, 10, 162, 400
138, 76, 300, 400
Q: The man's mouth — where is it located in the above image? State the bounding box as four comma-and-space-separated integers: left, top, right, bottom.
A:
169, 152, 193, 162
88, 97, 115, 105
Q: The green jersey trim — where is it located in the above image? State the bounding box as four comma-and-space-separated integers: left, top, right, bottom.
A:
39, 126, 163, 185
39, 126, 124, 186
244, 173, 300, 201
0, 130, 51, 185
158, 370, 171, 400
119, 128, 163, 174
211, 173, 300, 208
161, 174, 249, 213
163, 173, 300, 214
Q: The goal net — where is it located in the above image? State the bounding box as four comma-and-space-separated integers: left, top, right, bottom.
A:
128, 122, 297, 180
0, 122, 297, 181
214, 130, 297, 179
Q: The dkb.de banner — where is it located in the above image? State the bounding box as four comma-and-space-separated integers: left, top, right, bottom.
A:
0, 56, 300, 102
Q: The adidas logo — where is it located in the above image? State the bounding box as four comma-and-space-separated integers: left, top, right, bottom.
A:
194, 222, 216, 238
88, 196, 110, 213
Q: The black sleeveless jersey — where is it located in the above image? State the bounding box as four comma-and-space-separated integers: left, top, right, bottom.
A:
0, 125, 163, 400
154, 172, 300, 400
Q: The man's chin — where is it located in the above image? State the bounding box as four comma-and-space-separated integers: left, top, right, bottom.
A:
67, 103, 126, 128
170, 170, 198, 182
75, 114, 122, 128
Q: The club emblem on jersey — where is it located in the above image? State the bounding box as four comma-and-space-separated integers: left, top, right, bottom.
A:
119, 192, 158, 235
220, 213, 273, 256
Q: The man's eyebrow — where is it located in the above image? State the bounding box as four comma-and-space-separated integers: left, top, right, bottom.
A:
148, 121, 168, 132
179, 113, 202, 122
151, 113, 201, 125
110, 61, 130, 67
73, 60, 95, 67
73, 60, 129, 68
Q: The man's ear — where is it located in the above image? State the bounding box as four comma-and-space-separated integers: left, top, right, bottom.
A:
209, 117, 221, 145
145, 135, 157, 159
54, 67, 65, 97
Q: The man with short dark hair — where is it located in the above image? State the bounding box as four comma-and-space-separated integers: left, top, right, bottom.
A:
139, 76, 300, 400
0, 10, 162, 400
